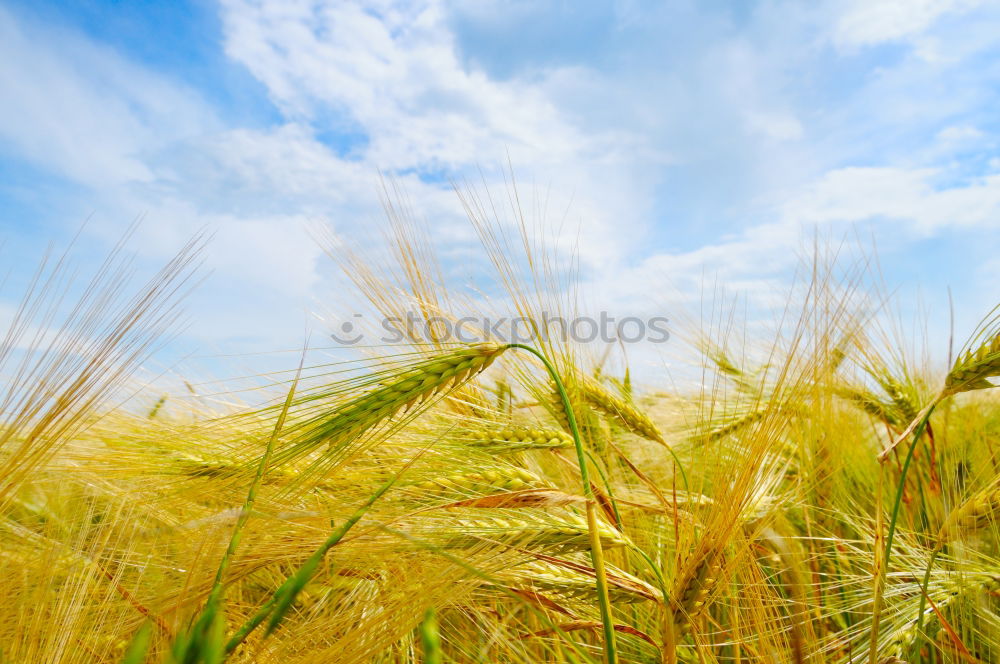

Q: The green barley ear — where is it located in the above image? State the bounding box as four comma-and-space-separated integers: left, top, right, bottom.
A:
886, 307, 1000, 458
464, 426, 573, 453
147, 395, 167, 419
938, 483, 1000, 544
834, 385, 902, 428
578, 377, 664, 445
943, 310, 1000, 396
270, 342, 509, 469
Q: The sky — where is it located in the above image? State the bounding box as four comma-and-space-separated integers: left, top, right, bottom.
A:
1, 0, 999, 380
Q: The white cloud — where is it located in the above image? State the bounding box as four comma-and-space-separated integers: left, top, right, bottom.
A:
831, 0, 984, 49
0, 6, 214, 187
216, 0, 670, 269
219, 0, 589, 169
3, 0, 998, 361
582, 161, 1000, 343
936, 124, 984, 143
781, 166, 1000, 233
745, 110, 805, 142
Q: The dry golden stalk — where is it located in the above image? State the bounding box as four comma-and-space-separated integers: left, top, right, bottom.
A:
578, 378, 665, 444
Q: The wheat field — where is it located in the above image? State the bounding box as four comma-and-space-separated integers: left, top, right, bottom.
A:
1, 200, 998, 664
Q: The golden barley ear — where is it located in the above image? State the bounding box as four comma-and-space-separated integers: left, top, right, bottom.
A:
669, 545, 725, 633
495, 555, 662, 604
879, 568, 1000, 661
410, 467, 545, 496
426, 508, 628, 554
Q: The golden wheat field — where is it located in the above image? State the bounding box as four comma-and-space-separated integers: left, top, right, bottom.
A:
2, 195, 999, 664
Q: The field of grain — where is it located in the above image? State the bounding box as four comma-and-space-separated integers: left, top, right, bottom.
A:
2, 207, 998, 664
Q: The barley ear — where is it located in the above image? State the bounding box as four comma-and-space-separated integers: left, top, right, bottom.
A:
579, 377, 665, 445
937, 483, 1000, 543
670, 547, 724, 632
466, 426, 573, 453
272, 342, 509, 469
943, 331, 1000, 396
884, 312, 1000, 460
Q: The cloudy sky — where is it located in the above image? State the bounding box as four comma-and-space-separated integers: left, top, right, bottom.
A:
1, 0, 998, 375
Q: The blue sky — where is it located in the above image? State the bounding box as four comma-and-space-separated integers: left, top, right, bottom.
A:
1, 0, 999, 377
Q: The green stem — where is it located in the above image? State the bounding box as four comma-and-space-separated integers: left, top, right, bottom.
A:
209, 376, 299, 607
869, 405, 936, 663
224, 456, 411, 654
627, 542, 669, 603
175, 374, 301, 660
507, 344, 618, 664
911, 547, 941, 661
